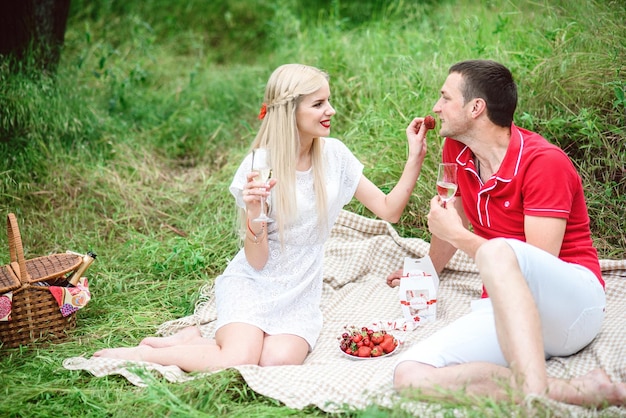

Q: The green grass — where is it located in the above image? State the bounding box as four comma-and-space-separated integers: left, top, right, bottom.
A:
0, 0, 624, 416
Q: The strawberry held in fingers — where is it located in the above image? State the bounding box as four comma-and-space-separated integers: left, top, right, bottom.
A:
424, 115, 436, 130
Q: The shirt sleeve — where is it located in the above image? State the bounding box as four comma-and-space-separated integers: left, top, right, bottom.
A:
522, 148, 578, 219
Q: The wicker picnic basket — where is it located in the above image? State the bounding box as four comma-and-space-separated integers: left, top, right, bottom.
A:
0, 213, 83, 348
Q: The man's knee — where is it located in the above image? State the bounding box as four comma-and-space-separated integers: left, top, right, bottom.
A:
393, 360, 435, 391
475, 238, 516, 271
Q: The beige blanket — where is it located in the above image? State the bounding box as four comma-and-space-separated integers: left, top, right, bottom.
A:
64, 210, 626, 415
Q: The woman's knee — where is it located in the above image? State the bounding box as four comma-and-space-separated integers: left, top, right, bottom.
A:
215, 323, 264, 366
259, 349, 307, 366
259, 351, 304, 367
220, 347, 262, 367
259, 335, 309, 366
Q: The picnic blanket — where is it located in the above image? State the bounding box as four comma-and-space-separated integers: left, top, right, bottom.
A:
63, 210, 626, 415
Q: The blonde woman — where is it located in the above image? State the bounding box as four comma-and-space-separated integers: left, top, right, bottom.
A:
94, 63, 429, 371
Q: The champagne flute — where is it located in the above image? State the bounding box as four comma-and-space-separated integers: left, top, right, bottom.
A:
436, 163, 458, 208
251, 148, 274, 223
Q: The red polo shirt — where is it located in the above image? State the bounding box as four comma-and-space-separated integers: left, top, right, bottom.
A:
442, 123, 603, 296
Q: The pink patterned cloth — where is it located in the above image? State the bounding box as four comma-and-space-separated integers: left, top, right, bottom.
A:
0, 292, 12, 321
0, 277, 91, 321
49, 277, 91, 317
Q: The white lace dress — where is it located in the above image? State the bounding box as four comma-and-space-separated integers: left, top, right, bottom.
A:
213, 137, 364, 349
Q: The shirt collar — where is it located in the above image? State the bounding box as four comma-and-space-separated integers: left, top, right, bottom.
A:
452, 123, 523, 182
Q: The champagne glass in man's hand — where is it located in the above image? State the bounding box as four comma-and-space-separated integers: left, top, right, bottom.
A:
251, 148, 274, 223
436, 163, 458, 208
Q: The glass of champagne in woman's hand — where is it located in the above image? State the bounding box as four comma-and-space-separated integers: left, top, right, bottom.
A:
251, 148, 274, 223
436, 163, 458, 208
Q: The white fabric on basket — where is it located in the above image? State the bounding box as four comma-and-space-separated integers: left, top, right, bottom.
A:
63, 210, 626, 415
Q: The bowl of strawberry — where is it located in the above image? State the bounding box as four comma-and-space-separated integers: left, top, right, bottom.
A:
338, 326, 399, 359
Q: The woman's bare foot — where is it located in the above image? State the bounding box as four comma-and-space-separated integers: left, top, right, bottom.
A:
568, 368, 626, 407
139, 326, 203, 348
93, 345, 152, 361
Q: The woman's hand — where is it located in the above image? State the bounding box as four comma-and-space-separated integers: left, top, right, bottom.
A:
243, 172, 277, 218
353, 116, 430, 224
405, 117, 428, 166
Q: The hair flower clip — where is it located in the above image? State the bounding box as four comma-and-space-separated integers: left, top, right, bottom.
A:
258, 103, 267, 120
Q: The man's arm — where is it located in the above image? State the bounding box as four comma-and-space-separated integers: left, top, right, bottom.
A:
523, 215, 566, 256
428, 234, 458, 275
424, 208, 566, 281
428, 198, 467, 274
387, 197, 471, 287
434, 206, 566, 266
427, 196, 490, 272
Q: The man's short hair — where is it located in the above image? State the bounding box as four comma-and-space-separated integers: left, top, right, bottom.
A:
449, 60, 517, 127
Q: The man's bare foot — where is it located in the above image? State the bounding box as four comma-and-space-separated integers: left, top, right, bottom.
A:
568, 368, 626, 407
93, 345, 152, 361
139, 326, 202, 348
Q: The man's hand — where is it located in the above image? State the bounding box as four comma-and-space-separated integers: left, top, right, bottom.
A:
428, 195, 486, 262
386, 268, 403, 288
427, 195, 465, 244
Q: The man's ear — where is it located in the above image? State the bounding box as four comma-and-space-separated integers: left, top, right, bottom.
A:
471, 98, 487, 117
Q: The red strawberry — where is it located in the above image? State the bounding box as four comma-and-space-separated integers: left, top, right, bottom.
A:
380, 335, 397, 354
371, 346, 383, 357
371, 332, 384, 345
357, 346, 372, 358
424, 115, 436, 130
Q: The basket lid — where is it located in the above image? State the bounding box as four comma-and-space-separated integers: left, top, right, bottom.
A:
0, 264, 21, 293
22, 253, 83, 283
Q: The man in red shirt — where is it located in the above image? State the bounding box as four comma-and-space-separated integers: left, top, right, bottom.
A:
388, 60, 625, 407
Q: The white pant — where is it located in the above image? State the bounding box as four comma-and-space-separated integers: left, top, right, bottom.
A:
395, 238, 606, 368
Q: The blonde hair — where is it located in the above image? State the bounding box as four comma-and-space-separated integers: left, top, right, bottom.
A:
244, 64, 329, 243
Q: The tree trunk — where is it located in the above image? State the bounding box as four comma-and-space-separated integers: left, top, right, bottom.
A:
0, 0, 71, 73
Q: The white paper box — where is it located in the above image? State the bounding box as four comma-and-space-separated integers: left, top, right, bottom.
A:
399, 256, 440, 328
